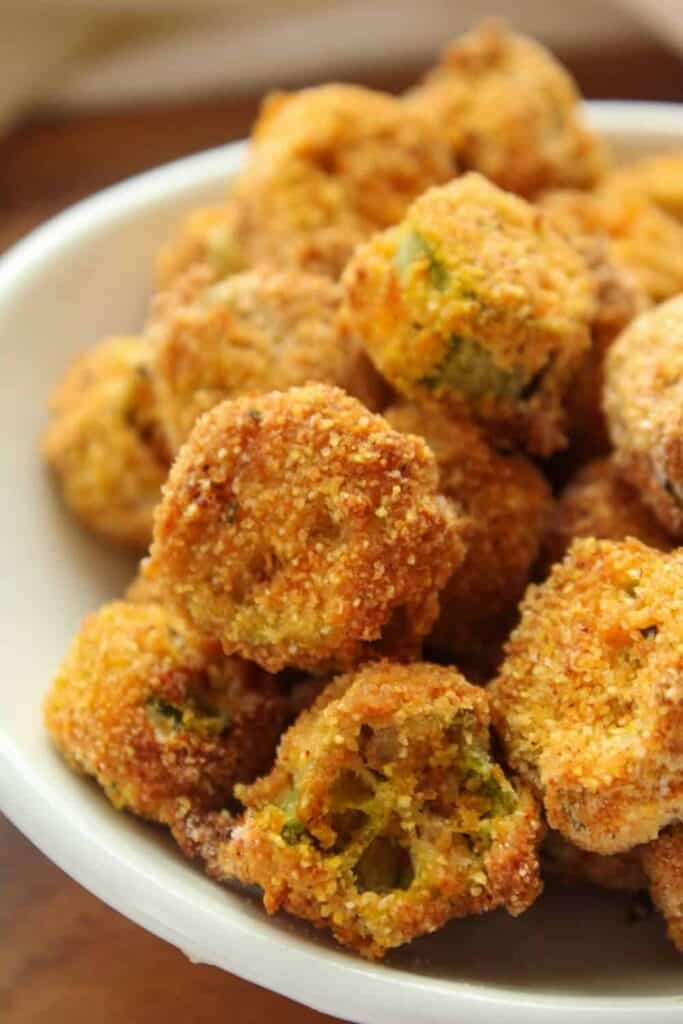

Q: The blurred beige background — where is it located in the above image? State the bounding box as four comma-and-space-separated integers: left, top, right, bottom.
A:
1, 0, 683, 130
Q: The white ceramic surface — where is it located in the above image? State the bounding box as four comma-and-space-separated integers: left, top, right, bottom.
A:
2, 102, 683, 1023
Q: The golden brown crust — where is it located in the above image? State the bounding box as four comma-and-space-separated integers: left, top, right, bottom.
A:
342, 173, 594, 455
561, 235, 648, 459
407, 21, 606, 198
576, 236, 647, 354
155, 203, 246, 291
604, 296, 683, 539
490, 538, 683, 854
605, 152, 683, 223
155, 86, 455, 288
642, 824, 683, 953
170, 806, 237, 863
208, 661, 543, 959
385, 402, 551, 670
148, 385, 465, 672
540, 187, 683, 303
543, 458, 673, 567
43, 601, 289, 837
149, 265, 387, 453
247, 84, 455, 225
217, 84, 455, 281
41, 336, 169, 550
125, 560, 163, 604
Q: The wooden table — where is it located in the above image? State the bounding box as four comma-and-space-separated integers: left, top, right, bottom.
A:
2, 37, 682, 1023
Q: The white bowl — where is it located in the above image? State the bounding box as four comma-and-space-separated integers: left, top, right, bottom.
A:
2, 101, 683, 1023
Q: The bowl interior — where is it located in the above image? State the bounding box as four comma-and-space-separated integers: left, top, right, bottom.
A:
2, 104, 683, 1022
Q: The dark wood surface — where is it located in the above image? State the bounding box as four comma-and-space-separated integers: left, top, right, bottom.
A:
2, 36, 682, 1024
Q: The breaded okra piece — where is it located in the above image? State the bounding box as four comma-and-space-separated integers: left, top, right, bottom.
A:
342, 173, 595, 455
605, 152, 683, 223
540, 187, 683, 303
149, 265, 387, 453
210, 661, 543, 959
157, 85, 454, 286
406, 21, 607, 198
41, 336, 169, 550
561, 235, 647, 459
148, 385, 465, 673
125, 559, 164, 604
543, 457, 672, 567
490, 538, 683, 854
44, 601, 289, 842
604, 296, 683, 539
155, 203, 246, 291
191, 84, 455, 283
385, 402, 551, 675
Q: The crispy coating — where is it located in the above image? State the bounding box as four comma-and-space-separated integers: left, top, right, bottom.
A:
575, 237, 646, 353
171, 805, 237, 862
642, 824, 683, 953
605, 152, 683, 223
342, 173, 595, 455
539, 201, 647, 466
43, 601, 289, 839
148, 385, 465, 673
604, 296, 683, 539
41, 336, 169, 550
156, 87, 454, 286
542, 830, 647, 891
543, 458, 673, 566
490, 538, 683, 854
407, 21, 606, 198
385, 403, 551, 672
155, 203, 246, 291
149, 265, 387, 452
210, 661, 543, 959
218, 84, 454, 281
150, 261, 216, 325
125, 560, 163, 604
539, 187, 683, 303
562, 235, 647, 459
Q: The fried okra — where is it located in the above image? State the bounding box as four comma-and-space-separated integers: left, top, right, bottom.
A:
540, 187, 683, 303
212, 661, 543, 959
155, 203, 245, 290
149, 265, 387, 452
148, 385, 465, 673
407, 21, 606, 198
540, 193, 647, 458
491, 538, 683, 854
210, 84, 454, 281
543, 458, 673, 566
41, 336, 169, 550
125, 561, 163, 604
575, 237, 646, 352
385, 403, 551, 673
642, 824, 683, 953
157, 87, 454, 285
605, 152, 683, 223
542, 831, 647, 892
604, 296, 683, 539
343, 173, 594, 454
44, 601, 288, 838
562, 236, 647, 459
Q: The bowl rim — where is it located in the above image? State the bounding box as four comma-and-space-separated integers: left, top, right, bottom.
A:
3, 99, 683, 1023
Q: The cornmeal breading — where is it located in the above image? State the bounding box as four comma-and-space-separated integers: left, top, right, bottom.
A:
149, 385, 465, 672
